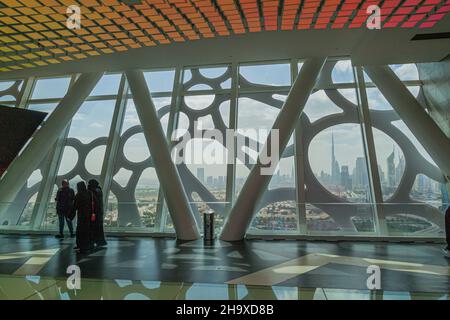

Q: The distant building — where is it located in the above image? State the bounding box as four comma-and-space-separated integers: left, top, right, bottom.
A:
387, 146, 396, 187
395, 155, 405, 184
331, 131, 341, 185
197, 168, 205, 184
353, 157, 368, 189
340, 165, 352, 191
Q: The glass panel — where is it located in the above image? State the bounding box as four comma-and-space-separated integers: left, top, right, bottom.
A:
109, 71, 174, 231
332, 60, 354, 83
235, 96, 280, 196
236, 62, 298, 234
309, 125, 371, 204
389, 64, 419, 81
42, 99, 115, 230
239, 63, 291, 86
144, 70, 175, 93
372, 128, 404, 200
67, 100, 116, 144
27, 103, 58, 125
251, 146, 297, 233
410, 174, 447, 209
0, 101, 61, 228
303, 90, 344, 123
31, 77, 71, 100
135, 168, 160, 229
366, 66, 446, 237
0, 80, 21, 102
90, 73, 121, 96
0, 81, 17, 91
184, 66, 232, 92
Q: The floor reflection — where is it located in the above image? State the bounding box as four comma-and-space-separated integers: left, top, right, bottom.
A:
0, 274, 447, 300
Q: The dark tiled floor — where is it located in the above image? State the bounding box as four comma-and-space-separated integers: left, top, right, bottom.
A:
0, 235, 449, 293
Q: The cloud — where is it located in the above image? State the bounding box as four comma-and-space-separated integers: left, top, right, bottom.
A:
89, 122, 104, 128
391, 64, 418, 81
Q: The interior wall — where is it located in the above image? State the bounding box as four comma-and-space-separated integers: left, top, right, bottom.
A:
417, 58, 450, 138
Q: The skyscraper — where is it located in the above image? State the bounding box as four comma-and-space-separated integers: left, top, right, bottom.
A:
387, 146, 396, 187
353, 157, 368, 189
395, 155, 405, 184
331, 131, 341, 185
340, 165, 352, 191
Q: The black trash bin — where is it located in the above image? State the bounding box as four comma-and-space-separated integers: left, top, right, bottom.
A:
203, 210, 215, 242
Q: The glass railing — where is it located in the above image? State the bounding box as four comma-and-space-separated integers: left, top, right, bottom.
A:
0, 201, 446, 239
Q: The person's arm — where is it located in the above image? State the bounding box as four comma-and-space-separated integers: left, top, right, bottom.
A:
55, 190, 60, 202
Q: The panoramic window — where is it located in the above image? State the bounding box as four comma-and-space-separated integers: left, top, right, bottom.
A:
236, 62, 298, 234
172, 65, 233, 234
365, 63, 446, 237
1, 77, 72, 228
31, 77, 71, 100
107, 70, 175, 231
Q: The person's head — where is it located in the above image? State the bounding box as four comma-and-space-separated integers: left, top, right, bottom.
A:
76, 181, 87, 193
62, 180, 69, 188
88, 179, 100, 191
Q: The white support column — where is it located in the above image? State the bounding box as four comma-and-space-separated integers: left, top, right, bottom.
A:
126, 70, 200, 241
225, 62, 239, 212
354, 66, 387, 235
364, 65, 450, 176
100, 74, 129, 206
292, 60, 307, 235
155, 66, 184, 232
0, 72, 103, 206
220, 57, 326, 241
16, 77, 35, 109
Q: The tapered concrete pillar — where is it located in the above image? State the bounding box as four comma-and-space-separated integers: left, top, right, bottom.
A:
364, 65, 450, 175
0, 72, 102, 206
220, 57, 326, 241
126, 70, 200, 241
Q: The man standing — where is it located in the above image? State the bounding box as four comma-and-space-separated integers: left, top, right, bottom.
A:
55, 180, 75, 239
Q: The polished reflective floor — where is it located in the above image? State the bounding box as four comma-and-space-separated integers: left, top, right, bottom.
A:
0, 274, 449, 300
0, 235, 449, 300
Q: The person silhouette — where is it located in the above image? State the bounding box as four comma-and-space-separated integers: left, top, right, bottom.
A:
55, 180, 75, 239
88, 179, 107, 248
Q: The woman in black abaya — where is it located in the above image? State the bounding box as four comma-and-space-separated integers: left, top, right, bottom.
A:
88, 179, 107, 247
74, 181, 95, 253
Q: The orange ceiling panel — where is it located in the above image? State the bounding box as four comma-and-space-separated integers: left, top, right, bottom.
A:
0, 0, 448, 71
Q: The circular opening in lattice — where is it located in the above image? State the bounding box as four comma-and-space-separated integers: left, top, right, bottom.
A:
332, 60, 354, 84
308, 124, 370, 203
172, 112, 190, 140
123, 133, 150, 163
57, 146, 78, 176
390, 64, 419, 81
27, 170, 42, 188
199, 67, 228, 79
85, 145, 106, 175
185, 94, 215, 110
